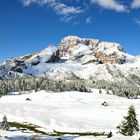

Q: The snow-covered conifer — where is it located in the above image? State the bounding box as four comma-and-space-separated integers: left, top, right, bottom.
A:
117, 105, 139, 136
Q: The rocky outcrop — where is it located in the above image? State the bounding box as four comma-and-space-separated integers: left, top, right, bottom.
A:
58, 36, 134, 64
95, 51, 126, 64
46, 49, 60, 63
2, 45, 60, 74
11, 66, 23, 73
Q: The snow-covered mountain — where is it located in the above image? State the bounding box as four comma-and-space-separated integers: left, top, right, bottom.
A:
59, 36, 135, 64
0, 36, 139, 140
0, 36, 140, 83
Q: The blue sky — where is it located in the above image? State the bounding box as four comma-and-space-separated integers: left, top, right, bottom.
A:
0, 0, 140, 62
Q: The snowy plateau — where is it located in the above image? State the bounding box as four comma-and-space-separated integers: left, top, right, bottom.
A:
0, 36, 140, 140
0, 91, 140, 140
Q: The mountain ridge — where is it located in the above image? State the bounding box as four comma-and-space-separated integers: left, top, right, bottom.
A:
0, 35, 139, 83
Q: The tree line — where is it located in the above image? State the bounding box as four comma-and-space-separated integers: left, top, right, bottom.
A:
0, 76, 89, 96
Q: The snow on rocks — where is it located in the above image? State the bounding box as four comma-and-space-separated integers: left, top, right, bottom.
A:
0, 35, 139, 82
58, 35, 135, 64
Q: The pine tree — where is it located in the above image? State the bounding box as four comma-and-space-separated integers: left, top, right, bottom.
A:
0, 115, 10, 131
117, 105, 139, 136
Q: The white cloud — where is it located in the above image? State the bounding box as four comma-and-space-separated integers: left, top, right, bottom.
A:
22, 0, 56, 6
73, 21, 80, 26
20, 0, 129, 23
53, 3, 83, 15
21, 0, 31, 6
135, 18, 140, 26
90, 0, 127, 12
60, 15, 74, 22
21, 0, 84, 22
131, 0, 140, 8
86, 17, 92, 24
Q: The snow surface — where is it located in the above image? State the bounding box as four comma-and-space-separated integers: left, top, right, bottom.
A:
22, 58, 140, 82
0, 90, 140, 139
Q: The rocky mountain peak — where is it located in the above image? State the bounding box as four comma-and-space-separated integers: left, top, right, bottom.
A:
0, 35, 137, 80
59, 36, 134, 64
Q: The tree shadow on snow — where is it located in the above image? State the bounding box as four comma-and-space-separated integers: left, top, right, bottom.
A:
58, 136, 78, 140
4, 135, 78, 140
